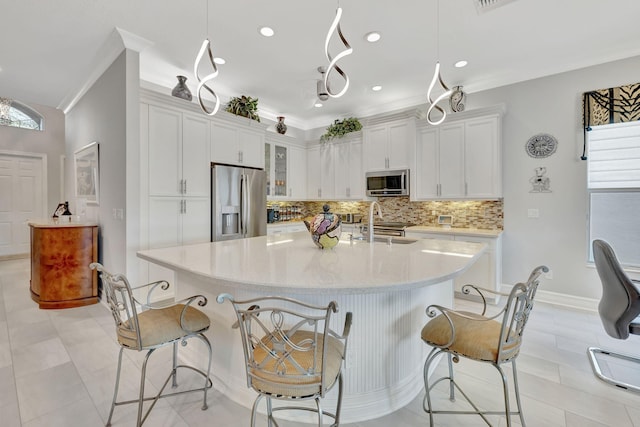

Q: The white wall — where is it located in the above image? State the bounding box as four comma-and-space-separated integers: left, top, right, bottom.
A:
0, 102, 65, 214
467, 54, 640, 304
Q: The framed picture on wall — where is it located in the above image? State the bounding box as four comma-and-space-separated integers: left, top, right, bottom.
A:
74, 141, 99, 205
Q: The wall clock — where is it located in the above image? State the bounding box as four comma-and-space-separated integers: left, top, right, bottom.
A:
525, 133, 558, 158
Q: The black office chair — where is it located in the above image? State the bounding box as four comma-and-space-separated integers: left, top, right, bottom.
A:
588, 239, 640, 393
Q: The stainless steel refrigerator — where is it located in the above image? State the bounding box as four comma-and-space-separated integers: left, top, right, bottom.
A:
211, 164, 267, 241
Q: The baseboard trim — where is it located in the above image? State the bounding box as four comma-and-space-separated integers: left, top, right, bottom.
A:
500, 283, 598, 313
0, 253, 29, 261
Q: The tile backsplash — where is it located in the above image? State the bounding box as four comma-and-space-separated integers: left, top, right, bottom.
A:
269, 197, 503, 230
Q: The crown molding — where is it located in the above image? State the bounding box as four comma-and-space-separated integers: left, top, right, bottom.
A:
59, 27, 153, 114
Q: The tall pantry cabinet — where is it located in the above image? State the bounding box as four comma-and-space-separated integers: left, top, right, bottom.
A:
140, 91, 211, 296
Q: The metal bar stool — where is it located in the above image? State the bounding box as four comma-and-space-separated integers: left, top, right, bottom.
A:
421, 265, 548, 426
91, 263, 213, 426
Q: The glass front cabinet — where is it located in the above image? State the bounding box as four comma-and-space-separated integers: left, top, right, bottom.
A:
265, 142, 288, 198
265, 136, 307, 200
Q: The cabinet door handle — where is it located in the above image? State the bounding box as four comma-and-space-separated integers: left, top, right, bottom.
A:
465, 182, 468, 196
184, 179, 187, 194
239, 150, 243, 163
346, 187, 350, 198
318, 188, 321, 198
289, 188, 292, 197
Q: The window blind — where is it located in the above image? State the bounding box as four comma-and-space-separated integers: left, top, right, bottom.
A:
587, 122, 640, 189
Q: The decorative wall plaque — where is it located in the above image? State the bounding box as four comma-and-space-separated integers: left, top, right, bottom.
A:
526, 133, 557, 158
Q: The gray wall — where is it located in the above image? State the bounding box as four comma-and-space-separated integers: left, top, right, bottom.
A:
65, 50, 139, 275
0, 102, 65, 214
468, 54, 640, 302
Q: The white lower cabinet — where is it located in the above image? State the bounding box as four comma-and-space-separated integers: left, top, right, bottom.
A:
405, 230, 502, 302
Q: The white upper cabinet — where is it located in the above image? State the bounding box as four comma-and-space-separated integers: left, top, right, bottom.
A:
363, 118, 415, 172
182, 113, 211, 197
307, 132, 363, 201
464, 116, 501, 198
334, 136, 364, 199
147, 105, 210, 198
306, 143, 335, 200
438, 123, 466, 198
414, 110, 502, 200
148, 105, 183, 197
287, 145, 307, 199
211, 120, 265, 169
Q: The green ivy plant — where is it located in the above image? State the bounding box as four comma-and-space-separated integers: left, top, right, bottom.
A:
320, 117, 362, 142
225, 95, 260, 122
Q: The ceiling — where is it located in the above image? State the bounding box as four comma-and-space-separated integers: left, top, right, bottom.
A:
3, 0, 640, 130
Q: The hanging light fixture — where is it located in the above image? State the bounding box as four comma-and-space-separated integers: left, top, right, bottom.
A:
193, 0, 220, 116
317, 67, 329, 101
426, 0, 452, 126
323, 4, 353, 98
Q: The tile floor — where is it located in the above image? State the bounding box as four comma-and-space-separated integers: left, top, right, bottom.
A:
2, 258, 640, 426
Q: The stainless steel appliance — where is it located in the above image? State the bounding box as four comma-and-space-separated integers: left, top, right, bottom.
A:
211, 164, 266, 241
361, 221, 415, 237
366, 169, 409, 196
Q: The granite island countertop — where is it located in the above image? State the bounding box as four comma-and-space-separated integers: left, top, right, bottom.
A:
137, 231, 486, 295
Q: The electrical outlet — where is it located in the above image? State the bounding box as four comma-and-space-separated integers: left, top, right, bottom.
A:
527, 208, 539, 218
112, 208, 124, 220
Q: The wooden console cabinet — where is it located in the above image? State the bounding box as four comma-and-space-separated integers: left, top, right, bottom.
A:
29, 221, 98, 309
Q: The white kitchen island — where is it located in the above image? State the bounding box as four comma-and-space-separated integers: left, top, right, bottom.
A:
137, 231, 486, 423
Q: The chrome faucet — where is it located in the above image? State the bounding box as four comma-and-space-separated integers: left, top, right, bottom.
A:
367, 201, 383, 242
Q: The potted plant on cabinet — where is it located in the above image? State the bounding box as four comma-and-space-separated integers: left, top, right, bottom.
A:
225, 95, 260, 122
320, 117, 362, 142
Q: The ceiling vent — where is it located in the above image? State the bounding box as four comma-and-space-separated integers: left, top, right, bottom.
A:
474, 0, 516, 13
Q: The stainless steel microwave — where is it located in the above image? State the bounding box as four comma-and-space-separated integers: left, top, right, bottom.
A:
366, 169, 409, 196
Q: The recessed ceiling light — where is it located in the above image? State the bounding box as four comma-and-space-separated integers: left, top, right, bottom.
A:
454, 60, 468, 68
314, 102, 323, 108
214, 57, 226, 65
259, 26, 275, 37
365, 32, 381, 42
372, 85, 382, 91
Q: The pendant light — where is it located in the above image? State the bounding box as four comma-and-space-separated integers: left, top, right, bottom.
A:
317, 67, 329, 101
426, 0, 452, 126
193, 0, 220, 116
323, 4, 353, 98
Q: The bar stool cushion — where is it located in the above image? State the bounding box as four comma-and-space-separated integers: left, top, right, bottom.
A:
118, 304, 211, 348
421, 311, 517, 362
250, 330, 345, 397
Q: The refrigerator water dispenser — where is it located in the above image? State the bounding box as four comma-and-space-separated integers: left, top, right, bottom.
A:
222, 212, 239, 235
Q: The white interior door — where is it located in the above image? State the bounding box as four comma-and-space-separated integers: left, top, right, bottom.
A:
0, 152, 45, 256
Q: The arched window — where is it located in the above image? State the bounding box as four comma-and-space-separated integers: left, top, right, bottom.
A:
0, 98, 44, 130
